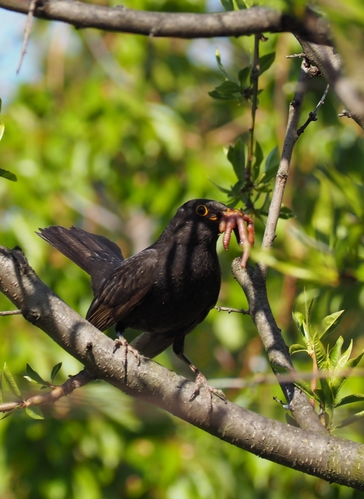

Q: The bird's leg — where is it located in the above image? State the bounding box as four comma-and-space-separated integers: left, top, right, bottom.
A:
113, 328, 141, 366
173, 334, 226, 402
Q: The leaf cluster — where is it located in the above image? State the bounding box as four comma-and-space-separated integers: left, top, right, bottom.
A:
291, 306, 364, 429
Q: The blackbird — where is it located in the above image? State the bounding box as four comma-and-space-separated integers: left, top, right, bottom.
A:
38, 199, 253, 394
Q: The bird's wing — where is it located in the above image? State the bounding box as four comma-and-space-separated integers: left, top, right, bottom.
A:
86, 249, 158, 332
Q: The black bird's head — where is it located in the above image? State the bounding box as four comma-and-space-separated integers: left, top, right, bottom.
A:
163, 199, 254, 266
169, 199, 228, 240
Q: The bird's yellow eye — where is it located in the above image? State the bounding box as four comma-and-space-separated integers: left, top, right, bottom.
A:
196, 204, 209, 216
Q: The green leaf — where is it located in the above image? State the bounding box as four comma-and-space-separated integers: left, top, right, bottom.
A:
279, 206, 295, 220
209, 179, 232, 195
220, 0, 234, 11
259, 52, 276, 76
252, 140, 264, 181
0, 370, 3, 404
215, 49, 230, 80
328, 335, 344, 368
238, 67, 251, 87
0, 169, 17, 182
319, 310, 344, 341
25, 406, 45, 420
335, 393, 364, 408
292, 311, 310, 342
227, 138, 245, 181
329, 340, 357, 398
208, 81, 241, 100
51, 362, 62, 382
335, 411, 364, 429
264, 146, 280, 176
330, 349, 364, 398
313, 333, 328, 370
3, 363, 22, 399
289, 343, 307, 355
24, 364, 47, 386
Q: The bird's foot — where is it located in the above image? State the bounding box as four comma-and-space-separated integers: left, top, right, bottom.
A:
113, 335, 141, 366
189, 372, 226, 402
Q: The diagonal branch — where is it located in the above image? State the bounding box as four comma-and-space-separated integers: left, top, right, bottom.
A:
230, 63, 325, 432
1, 245, 364, 489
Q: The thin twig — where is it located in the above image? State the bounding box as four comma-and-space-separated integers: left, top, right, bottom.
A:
16, 0, 37, 74
0, 369, 95, 414
261, 61, 311, 257
286, 53, 305, 59
245, 34, 260, 192
214, 306, 249, 314
297, 84, 330, 136
338, 110, 352, 119
0, 309, 22, 316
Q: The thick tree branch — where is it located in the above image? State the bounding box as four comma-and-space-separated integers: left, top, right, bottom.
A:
1, 245, 364, 489
0, 0, 329, 42
3, 0, 364, 125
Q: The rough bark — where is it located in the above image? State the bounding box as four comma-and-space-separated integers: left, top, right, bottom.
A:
1, 245, 364, 490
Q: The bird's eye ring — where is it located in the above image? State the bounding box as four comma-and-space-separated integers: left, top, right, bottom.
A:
196, 204, 209, 216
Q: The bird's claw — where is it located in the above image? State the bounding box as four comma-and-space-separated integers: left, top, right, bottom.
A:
189, 372, 226, 402
113, 336, 141, 366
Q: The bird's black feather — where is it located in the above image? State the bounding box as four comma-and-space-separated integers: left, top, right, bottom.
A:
38, 199, 230, 368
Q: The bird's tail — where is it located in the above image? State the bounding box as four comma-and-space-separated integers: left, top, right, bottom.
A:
37, 226, 124, 290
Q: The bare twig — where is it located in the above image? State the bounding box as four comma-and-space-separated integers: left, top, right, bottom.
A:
0, 369, 95, 414
16, 0, 37, 74
297, 84, 329, 135
286, 53, 305, 59
215, 306, 249, 314
244, 33, 260, 204
338, 110, 353, 119
261, 61, 311, 254
0, 309, 22, 316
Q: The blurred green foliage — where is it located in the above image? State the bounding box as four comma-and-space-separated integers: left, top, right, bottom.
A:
1, 0, 364, 497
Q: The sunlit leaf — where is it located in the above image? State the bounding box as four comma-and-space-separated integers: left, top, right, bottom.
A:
335, 393, 364, 408
0, 169, 17, 182
25, 406, 45, 420
214, 48, 230, 79
3, 363, 22, 399
328, 335, 344, 368
51, 362, 62, 382
335, 410, 364, 429
289, 343, 307, 355
24, 364, 47, 386
259, 52, 276, 75
319, 310, 345, 341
